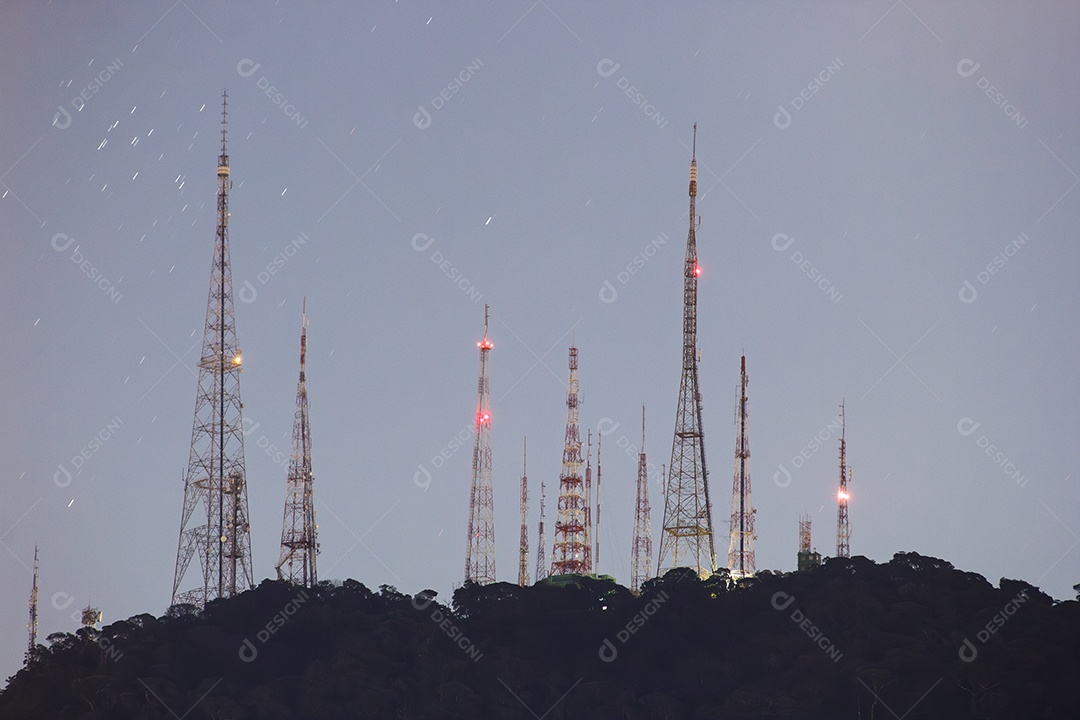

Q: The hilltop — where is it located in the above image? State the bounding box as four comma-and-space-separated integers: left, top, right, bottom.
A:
2, 552, 1077, 719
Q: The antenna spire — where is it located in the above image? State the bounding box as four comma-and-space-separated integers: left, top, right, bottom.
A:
26, 546, 38, 666
836, 399, 852, 558
465, 305, 496, 584
631, 406, 653, 592
518, 437, 530, 587
727, 355, 756, 580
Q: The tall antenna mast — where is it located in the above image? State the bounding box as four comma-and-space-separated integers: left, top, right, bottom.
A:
535, 478, 548, 582
172, 90, 254, 606
551, 346, 590, 575
594, 432, 602, 575
518, 437, 530, 586
26, 546, 38, 665
584, 430, 594, 575
276, 300, 319, 586
631, 407, 653, 592
465, 304, 496, 584
836, 400, 852, 558
658, 123, 716, 578
727, 355, 756, 579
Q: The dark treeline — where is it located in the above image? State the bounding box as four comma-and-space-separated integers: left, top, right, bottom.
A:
2, 552, 1077, 719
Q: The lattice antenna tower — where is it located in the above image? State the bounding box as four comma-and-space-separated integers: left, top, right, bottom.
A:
594, 433, 602, 575
464, 304, 496, 584
276, 300, 319, 586
836, 400, 852, 558
518, 437, 530, 586
172, 90, 254, 606
799, 514, 812, 553
550, 346, 591, 575
583, 430, 594, 575
658, 123, 716, 578
631, 407, 653, 592
727, 355, 756, 579
26, 546, 38, 665
535, 478, 548, 582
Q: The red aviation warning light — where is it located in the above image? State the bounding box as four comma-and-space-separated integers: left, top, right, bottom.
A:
838, 489, 850, 501
694, 265, 702, 277
478, 338, 493, 350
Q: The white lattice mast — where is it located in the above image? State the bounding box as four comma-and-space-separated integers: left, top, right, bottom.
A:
550, 346, 591, 575
465, 305, 496, 584
276, 301, 319, 587
727, 355, 756, 579
535, 479, 548, 582
584, 430, 594, 575
631, 407, 653, 592
25, 546, 38, 665
171, 91, 254, 606
836, 400, 852, 558
594, 433, 602, 575
518, 437, 530, 586
658, 124, 716, 578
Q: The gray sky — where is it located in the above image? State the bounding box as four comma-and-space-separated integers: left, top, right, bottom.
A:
2, 1, 1078, 681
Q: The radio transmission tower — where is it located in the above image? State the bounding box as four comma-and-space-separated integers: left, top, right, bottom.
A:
797, 514, 821, 570
550, 346, 590, 576
518, 437, 530, 586
172, 91, 254, 607
275, 301, 319, 587
535, 479, 548, 582
26, 546, 38, 665
836, 401, 852, 558
727, 355, 756, 579
594, 434, 602, 574
658, 124, 716, 578
464, 305, 496, 584
631, 407, 653, 592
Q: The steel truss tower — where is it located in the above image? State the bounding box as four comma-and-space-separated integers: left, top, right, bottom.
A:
172, 91, 254, 607
465, 305, 496, 584
550, 346, 591, 576
276, 302, 319, 587
836, 401, 852, 558
535, 479, 548, 582
26, 546, 38, 665
631, 407, 653, 592
518, 437, 530, 586
727, 355, 756, 579
658, 124, 716, 578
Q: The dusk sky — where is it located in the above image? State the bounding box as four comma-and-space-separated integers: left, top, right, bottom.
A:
2, 2, 1078, 681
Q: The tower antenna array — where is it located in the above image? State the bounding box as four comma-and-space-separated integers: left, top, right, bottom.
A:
658, 123, 716, 578
276, 300, 319, 586
26, 546, 38, 665
727, 355, 756, 579
464, 305, 496, 584
172, 90, 254, 606
550, 346, 591, 575
518, 437, 530, 586
836, 401, 852, 558
631, 407, 653, 592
